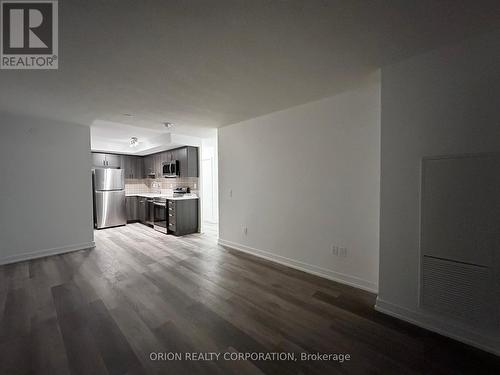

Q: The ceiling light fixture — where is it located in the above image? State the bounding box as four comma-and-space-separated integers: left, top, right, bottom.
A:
130, 137, 139, 147
163, 122, 174, 129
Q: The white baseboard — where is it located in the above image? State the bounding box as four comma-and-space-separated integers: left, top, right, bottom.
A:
375, 298, 500, 356
0, 241, 96, 266
218, 238, 378, 293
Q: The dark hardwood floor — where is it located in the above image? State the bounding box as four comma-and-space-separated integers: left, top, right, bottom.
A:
1, 223, 499, 374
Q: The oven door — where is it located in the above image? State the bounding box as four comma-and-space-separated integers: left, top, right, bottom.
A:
153, 201, 167, 233
146, 199, 154, 226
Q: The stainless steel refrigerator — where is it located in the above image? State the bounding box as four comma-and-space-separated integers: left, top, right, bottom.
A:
93, 168, 126, 229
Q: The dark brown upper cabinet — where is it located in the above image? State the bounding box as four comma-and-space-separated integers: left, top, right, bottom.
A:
121, 155, 143, 179
92, 147, 198, 178
177, 146, 199, 177
143, 155, 155, 177
145, 146, 199, 178
92, 153, 122, 168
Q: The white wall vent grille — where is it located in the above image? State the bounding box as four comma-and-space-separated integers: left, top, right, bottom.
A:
421, 255, 495, 329
420, 154, 500, 332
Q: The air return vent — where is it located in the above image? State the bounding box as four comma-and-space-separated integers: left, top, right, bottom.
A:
421, 256, 494, 329
420, 153, 500, 332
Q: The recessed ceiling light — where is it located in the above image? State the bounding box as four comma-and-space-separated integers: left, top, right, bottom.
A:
130, 137, 139, 147
163, 122, 174, 128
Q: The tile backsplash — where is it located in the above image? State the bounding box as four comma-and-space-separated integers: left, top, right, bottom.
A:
124, 180, 149, 194
125, 177, 199, 196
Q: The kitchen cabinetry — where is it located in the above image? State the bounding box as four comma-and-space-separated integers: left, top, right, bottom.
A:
135, 157, 144, 178
92, 146, 198, 177
92, 153, 105, 167
92, 153, 122, 168
126, 196, 138, 222
165, 150, 175, 161
143, 155, 155, 177
167, 198, 198, 236
155, 153, 163, 178
121, 155, 143, 179
177, 146, 199, 177
138, 197, 147, 224
144, 147, 199, 178
145, 153, 160, 178
106, 154, 122, 168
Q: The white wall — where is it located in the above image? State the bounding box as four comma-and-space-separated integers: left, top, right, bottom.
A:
218, 74, 380, 292
0, 112, 95, 265
377, 31, 500, 354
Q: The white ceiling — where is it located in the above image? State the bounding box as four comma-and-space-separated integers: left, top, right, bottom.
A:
90, 119, 209, 155
0, 0, 499, 132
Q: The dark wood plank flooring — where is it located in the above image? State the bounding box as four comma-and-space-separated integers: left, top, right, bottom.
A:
0, 223, 499, 375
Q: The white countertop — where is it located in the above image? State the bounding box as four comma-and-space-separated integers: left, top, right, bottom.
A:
125, 192, 199, 200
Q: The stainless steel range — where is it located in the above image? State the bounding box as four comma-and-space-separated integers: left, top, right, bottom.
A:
153, 197, 167, 233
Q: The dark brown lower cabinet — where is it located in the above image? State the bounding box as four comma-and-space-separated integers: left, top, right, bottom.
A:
126, 196, 138, 222
167, 199, 199, 236
138, 197, 147, 224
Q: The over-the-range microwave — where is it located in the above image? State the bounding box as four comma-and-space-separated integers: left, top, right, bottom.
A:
162, 160, 179, 178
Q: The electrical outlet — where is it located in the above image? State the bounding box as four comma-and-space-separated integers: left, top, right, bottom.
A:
243, 226, 248, 235
332, 245, 348, 257
332, 245, 339, 256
